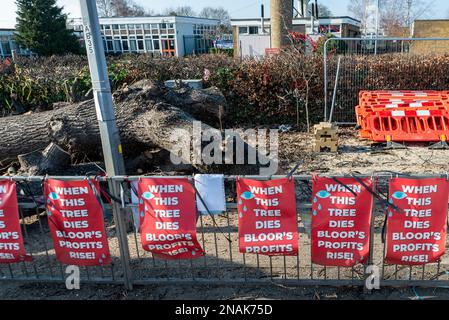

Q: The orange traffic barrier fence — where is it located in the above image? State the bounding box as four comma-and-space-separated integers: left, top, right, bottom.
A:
356, 90, 449, 142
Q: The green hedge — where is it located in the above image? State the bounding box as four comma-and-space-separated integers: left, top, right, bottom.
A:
209, 48, 234, 56
2, 52, 449, 130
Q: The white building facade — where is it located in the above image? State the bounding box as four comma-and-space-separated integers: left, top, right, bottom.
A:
0, 29, 32, 58
231, 16, 361, 58
68, 16, 220, 57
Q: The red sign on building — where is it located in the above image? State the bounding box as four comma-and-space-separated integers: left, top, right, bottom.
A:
237, 178, 298, 256
385, 177, 449, 265
311, 177, 374, 267
45, 179, 111, 266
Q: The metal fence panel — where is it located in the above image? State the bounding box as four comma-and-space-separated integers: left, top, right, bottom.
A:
323, 37, 449, 124
1, 174, 449, 289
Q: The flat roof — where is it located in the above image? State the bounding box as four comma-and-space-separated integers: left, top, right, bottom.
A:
69, 15, 220, 24
99, 15, 220, 21
231, 16, 360, 23
414, 19, 449, 22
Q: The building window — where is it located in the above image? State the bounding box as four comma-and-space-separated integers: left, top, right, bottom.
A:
129, 39, 137, 51
238, 26, 248, 34
153, 39, 160, 50
145, 39, 153, 50
122, 37, 129, 51
137, 39, 144, 50
105, 36, 113, 51
319, 24, 341, 34
248, 26, 258, 34
2, 40, 12, 55
114, 39, 122, 52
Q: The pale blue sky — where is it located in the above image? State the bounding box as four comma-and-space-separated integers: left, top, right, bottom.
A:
0, 0, 448, 28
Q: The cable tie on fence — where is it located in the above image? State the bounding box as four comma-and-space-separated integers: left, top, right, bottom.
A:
86, 176, 110, 216
16, 180, 44, 207
412, 286, 423, 300
350, 173, 401, 212
100, 184, 127, 205
120, 181, 126, 208
19, 179, 66, 239
331, 177, 357, 197
130, 182, 139, 201
349, 173, 402, 244
287, 161, 304, 180
100, 186, 112, 204
84, 172, 130, 206
190, 179, 232, 244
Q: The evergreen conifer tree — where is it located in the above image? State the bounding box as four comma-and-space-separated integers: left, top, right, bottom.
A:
14, 0, 81, 56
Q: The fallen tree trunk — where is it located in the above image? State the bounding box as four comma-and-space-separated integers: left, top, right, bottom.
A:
0, 81, 223, 160
0, 81, 273, 175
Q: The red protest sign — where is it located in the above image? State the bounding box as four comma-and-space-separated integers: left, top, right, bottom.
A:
237, 178, 298, 256
45, 179, 111, 266
0, 180, 31, 263
385, 177, 449, 265
311, 177, 374, 267
138, 178, 204, 260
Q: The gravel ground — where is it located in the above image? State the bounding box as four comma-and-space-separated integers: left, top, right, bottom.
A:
278, 128, 449, 175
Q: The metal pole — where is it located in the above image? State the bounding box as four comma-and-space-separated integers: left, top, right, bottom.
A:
323, 38, 328, 121
329, 56, 341, 123
374, 0, 380, 55
261, 4, 265, 34
79, 0, 133, 290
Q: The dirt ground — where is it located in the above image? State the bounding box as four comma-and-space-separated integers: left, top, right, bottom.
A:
2, 281, 449, 300
2, 128, 449, 300
278, 127, 449, 175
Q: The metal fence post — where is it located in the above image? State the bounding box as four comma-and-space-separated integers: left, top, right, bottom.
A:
328, 56, 341, 123
323, 38, 329, 122
110, 178, 133, 290
364, 175, 378, 294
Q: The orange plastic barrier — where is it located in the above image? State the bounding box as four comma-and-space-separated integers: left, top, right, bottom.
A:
356, 90, 449, 142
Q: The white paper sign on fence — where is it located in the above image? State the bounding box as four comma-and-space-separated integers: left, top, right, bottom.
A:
194, 174, 226, 215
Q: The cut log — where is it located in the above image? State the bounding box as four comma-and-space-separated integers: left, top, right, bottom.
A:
0, 81, 274, 175
18, 142, 70, 175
